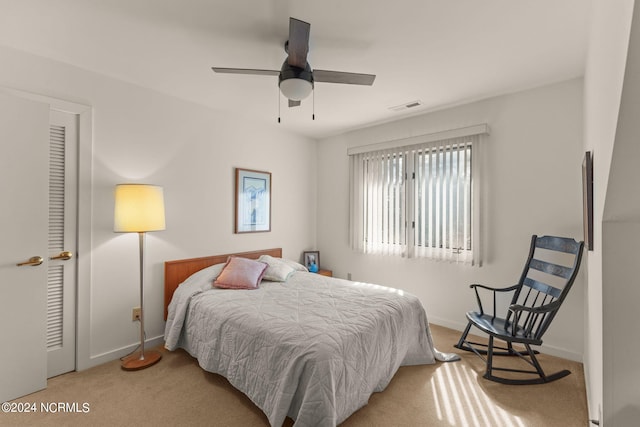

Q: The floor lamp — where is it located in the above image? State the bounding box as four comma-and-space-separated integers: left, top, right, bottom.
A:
114, 184, 166, 370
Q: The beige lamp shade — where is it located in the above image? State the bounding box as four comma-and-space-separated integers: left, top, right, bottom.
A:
114, 184, 166, 232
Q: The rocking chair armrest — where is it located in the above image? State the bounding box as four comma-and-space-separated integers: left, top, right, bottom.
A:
509, 299, 562, 315
469, 284, 519, 316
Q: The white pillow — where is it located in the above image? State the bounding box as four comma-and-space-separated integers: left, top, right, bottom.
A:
259, 255, 298, 281
279, 257, 308, 272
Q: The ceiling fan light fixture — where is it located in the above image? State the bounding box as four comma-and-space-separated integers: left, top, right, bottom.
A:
279, 61, 314, 101
280, 78, 313, 101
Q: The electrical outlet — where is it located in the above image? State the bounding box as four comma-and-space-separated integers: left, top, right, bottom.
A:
132, 307, 141, 322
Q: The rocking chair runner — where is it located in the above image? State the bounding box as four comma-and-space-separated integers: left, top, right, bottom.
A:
455, 235, 584, 385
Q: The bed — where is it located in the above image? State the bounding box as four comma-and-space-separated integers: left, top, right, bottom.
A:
164, 248, 457, 426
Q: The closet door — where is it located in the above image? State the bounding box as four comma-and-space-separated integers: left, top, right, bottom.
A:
0, 91, 49, 402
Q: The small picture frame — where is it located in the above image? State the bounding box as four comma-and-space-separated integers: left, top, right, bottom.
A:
582, 151, 593, 251
303, 251, 320, 270
235, 168, 271, 233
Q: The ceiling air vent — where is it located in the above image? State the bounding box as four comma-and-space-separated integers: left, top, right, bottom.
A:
389, 100, 423, 112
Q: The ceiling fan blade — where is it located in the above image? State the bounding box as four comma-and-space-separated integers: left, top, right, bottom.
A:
313, 69, 376, 86
212, 67, 279, 76
288, 99, 301, 108
287, 18, 310, 68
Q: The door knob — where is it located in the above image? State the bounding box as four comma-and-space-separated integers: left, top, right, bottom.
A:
50, 251, 73, 261
17, 256, 44, 267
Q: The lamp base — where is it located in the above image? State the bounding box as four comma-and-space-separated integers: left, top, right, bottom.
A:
121, 349, 162, 371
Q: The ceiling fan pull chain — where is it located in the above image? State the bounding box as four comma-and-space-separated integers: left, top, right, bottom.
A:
312, 89, 315, 120
278, 86, 281, 123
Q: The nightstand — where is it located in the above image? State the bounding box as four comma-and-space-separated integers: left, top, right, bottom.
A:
317, 269, 333, 277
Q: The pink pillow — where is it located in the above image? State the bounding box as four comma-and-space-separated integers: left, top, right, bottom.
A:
213, 256, 268, 290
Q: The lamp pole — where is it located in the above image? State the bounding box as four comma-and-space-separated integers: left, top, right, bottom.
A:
137, 231, 146, 360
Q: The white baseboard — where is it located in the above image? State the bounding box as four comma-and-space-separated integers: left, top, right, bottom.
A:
428, 315, 468, 333
79, 335, 165, 371
539, 343, 582, 362
428, 316, 583, 362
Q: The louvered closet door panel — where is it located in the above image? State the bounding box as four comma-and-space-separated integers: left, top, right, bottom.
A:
47, 110, 78, 378
48, 124, 65, 350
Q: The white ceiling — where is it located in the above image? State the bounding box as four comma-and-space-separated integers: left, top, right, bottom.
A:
0, 0, 590, 139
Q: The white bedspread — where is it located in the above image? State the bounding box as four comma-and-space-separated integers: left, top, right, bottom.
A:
165, 270, 457, 426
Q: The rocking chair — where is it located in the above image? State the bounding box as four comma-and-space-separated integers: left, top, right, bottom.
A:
455, 235, 584, 385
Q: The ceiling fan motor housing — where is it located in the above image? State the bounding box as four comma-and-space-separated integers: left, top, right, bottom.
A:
279, 61, 314, 101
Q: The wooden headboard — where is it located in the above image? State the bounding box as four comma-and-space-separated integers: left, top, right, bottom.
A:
164, 248, 282, 320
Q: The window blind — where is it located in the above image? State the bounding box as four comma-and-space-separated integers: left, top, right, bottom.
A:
349, 127, 485, 264
411, 138, 474, 262
350, 148, 407, 256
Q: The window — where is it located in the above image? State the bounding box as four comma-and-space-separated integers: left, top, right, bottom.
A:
349, 126, 486, 264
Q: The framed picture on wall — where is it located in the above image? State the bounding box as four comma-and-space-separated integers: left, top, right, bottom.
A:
235, 168, 271, 233
582, 151, 593, 251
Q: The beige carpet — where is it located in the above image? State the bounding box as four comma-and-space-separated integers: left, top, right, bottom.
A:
3, 325, 588, 426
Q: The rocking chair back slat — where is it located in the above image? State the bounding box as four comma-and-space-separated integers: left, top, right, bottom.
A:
535, 235, 582, 253
529, 258, 574, 279
522, 277, 563, 299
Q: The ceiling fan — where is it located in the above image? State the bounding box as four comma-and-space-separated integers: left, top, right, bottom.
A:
212, 17, 376, 110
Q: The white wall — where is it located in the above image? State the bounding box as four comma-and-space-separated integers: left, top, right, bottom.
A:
317, 79, 585, 360
0, 45, 317, 369
597, 0, 640, 424
583, 0, 635, 424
